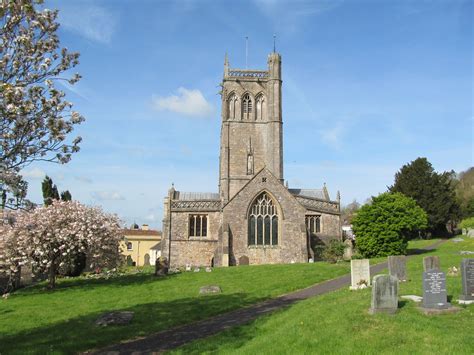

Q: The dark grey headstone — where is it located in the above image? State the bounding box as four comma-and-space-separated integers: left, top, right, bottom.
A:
459, 258, 474, 301
388, 255, 407, 281
369, 275, 398, 314
239, 255, 249, 266
423, 256, 440, 272
422, 271, 450, 309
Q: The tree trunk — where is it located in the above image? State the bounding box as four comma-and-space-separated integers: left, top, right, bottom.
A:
48, 263, 56, 289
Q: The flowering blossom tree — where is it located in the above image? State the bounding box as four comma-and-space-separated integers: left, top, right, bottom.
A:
0, 0, 84, 209
3, 200, 122, 289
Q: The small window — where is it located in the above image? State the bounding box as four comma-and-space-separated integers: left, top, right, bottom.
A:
189, 214, 208, 238
306, 215, 321, 234
126, 242, 133, 251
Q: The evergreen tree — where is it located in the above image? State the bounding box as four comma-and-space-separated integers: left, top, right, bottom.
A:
42, 176, 60, 206
455, 167, 474, 217
61, 190, 72, 201
389, 157, 460, 233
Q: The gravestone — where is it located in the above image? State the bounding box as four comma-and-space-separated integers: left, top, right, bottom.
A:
459, 258, 474, 304
369, 275, 398, 314
343, 239, 354, 261
388, 255, 407, 281
350, 259, 370, 290
423, 256, 440, 272
185, 264, 192, 272
144, 253, 150, 266
422, 271, 450, 309
205, 267, 212, 272
95, 311, 134, 327
154, 257, 168, 277
239, 255, 249, 266
199, 285, 221, 295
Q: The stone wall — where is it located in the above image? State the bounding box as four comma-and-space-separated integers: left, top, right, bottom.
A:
165, 211, 221, 268
223, 169, 308, 266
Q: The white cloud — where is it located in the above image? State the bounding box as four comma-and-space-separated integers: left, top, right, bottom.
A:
152, 87, 214, 117
91, 191, 125, 201
57, 2, 118, 44
319, 122, 345, 150
22, 168, 46, 179
75, 176, 93, 184
254, 0, 344, 34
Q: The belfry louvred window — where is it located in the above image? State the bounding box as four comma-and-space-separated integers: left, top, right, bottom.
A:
242, 93, 252, 119
248, 192, 278, 246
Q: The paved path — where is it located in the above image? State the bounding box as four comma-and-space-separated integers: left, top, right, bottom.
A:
96, 240, 444, 354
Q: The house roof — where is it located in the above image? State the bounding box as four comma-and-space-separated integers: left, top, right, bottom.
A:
121, 229, 161, 237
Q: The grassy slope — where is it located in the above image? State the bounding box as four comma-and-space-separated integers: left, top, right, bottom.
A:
0, 256, 355, 353
173, 237, 474, 354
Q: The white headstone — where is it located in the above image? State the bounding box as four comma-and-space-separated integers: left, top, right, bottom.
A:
350, 259, 371, 290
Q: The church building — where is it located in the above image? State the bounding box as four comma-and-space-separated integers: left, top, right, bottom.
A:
161, 51, 341, 268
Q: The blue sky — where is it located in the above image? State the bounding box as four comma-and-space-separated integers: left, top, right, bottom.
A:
22, 0, 473, 230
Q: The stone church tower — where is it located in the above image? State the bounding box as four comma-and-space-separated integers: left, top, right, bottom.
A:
219, 52, 283, 203
161, 51, 341, 269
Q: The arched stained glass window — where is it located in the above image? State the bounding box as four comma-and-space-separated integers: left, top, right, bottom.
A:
248, 192, 278, 246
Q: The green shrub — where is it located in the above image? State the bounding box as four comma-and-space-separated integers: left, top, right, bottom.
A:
460, 217, 474, 229
321, 239, 345, 263
352, 192, 428, 258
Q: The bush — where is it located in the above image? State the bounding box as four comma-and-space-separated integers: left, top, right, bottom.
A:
460, 217, 474, 229
352, 192, 428, 258
321, 239, 345, 263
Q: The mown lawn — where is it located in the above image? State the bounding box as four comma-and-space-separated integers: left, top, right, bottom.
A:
173, 237, 474, 354
0, 254, 355, 353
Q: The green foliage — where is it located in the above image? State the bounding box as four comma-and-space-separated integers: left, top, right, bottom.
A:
41, 175, 59, 206
459, 217, 474, 229
61, 190, 72, 201
321, 239, 346, 263
389, 157, 460, 232
352, 192, 428, 258
126, 255, 134, 266
455, 167, 474, 217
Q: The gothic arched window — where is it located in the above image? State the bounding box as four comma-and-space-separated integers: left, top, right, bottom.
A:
242, 93, 252, 120
228, 93, 237, 120
248, 192, 278, 246
255, 94, 265, 120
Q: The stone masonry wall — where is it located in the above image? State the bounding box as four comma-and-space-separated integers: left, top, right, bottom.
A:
223, 169, 308, 266
166, 211, 221, 268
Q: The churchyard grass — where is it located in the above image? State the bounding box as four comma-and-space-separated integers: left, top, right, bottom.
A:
172, 237, 474, 354
1, 254, 351, 353
0, 239, 447, 353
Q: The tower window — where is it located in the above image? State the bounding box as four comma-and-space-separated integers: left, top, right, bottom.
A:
256, 94, 265, 120
248, 192, 278, 246
228, 93, 237, 120
306, 215, 321, 234
189, 214, 208, 238
242, 94, 252, 119
126, 242, 133, 251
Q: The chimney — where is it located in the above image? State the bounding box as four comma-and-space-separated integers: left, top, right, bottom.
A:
141, 224, 149, 231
